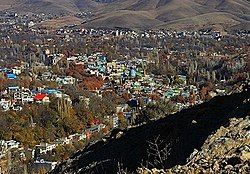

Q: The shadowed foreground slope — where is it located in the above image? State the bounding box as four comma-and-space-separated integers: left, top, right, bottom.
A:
51, 88, 250, 174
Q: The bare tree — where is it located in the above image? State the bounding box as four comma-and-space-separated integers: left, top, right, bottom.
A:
117, 161, 128, 174
146, 135, 172, 168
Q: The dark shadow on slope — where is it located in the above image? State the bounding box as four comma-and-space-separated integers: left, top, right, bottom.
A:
51, 88, 250, 174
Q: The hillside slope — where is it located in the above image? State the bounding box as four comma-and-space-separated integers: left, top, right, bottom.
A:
50, 87, 250, 174
139, 116, 250, 173
83, 0, 250, 30
0, 0, 102, 14
0, 0, 23, 11
1, 0, 249, 30
156, 12, 245, 30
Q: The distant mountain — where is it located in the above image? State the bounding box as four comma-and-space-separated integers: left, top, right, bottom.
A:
1, 0, 249, 30
0, 0, 23, 11
84, 0, 250, 30
0, 0, 103, 14
50, 86, 250, 174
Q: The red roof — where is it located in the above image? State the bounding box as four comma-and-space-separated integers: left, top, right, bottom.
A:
34, 93, 47, 101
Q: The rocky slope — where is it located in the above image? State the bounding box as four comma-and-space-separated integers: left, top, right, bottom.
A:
138, 116, 250, 174
50, 85, 250, 174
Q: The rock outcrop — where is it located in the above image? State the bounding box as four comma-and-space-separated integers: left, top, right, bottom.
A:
138, 116, 250, 174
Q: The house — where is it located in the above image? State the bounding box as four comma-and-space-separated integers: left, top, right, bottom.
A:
209, 91, 217, 98
0, 98, 12, 111
68, 134, 79, 141
78, 133, 87, 141
0, 140, 8, 158
42, 88, 61, 95
6, 73, 17, 79
116, 104, 128, 113
34, 93, 50, 103
5, 140, 20, 149
87, 118, 104, 135
14, 91, 33, 103
41, 72, 52, 81
12, 67, 22, 75
35, 143, 56, 154
56, 76, 75, 85
124, 112, 133, 124
116, 105, 123, 113
12, 105, 23, 111
0, 140, 8, 150
52, 54, 63, 65
21, 91, 34, 103
8, 86, 20, 93
0, 143, 7, 159
55, 137, 70, 145
13, 92, 22, 100
87, 124, 103, 134
0, 68, 11, 73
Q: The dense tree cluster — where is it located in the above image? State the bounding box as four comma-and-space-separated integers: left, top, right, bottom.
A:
138, 100, 176, 123
0, 88, 122, 147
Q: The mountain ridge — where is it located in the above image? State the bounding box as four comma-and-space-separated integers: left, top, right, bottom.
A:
0, 0, 249, 30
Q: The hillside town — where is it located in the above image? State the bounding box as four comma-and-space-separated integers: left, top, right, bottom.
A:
0, 11, 249, 174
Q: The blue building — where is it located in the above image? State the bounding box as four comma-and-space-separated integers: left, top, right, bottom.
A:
42, 89, 62, 95
6, 73, 17, 79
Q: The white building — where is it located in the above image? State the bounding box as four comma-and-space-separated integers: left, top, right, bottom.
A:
0, 99, 12, 111
56, 76, 76, 85
5, 140, 20, 149
35, 143, 56, 154
12, 67, 22, 75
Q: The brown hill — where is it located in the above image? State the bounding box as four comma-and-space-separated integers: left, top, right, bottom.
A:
0, 0, 23, 10
0, 0, 102, 14
0, 0, 249, 30
156, 12, 245, 30
37, 16, 83, 29
85, 10, 164, 30
86, 0, 250, 30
